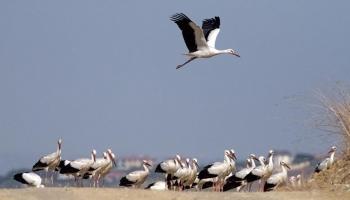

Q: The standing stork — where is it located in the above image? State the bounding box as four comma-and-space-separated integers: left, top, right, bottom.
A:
264, 162, 291, 192
198, 150, 235, 192
172, 158, 192, 190
119, 160, 152, 188
315, 146, 337, 173
183, 158, 199, 189
13, 172, 44, 188
170, 13, 240, 69
245, 156, 267, 191
59, 149, 97, 186
82, 152, 109, 187
98, 150, 117, 186
32, 138, 62, 184
223, 154, 258, 192
155, 154, 183, 189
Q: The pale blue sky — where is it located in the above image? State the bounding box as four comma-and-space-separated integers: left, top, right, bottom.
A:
0, 0, 349, 174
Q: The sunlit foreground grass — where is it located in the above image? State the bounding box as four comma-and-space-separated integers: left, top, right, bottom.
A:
0, 188, 349, 200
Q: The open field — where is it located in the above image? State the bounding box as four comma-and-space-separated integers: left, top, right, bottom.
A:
0, 188, 349, 200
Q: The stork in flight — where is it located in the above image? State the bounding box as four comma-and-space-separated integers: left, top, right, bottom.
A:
170, 13, 240, 69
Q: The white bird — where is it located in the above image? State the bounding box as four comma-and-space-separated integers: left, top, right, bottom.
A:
264, 161, 291, 192
183, 158, 199, 189
14, 172, 44, 188
172, 158, 192, 190
223, 154, 258, 192
145, 181, 168, 191
265, 150, 275, 179
60, 149, 97, 186
98, 150, 117, 186
155, 154, 183, 189
245, 156, 267, 191
82, 151, 109, 187
170, 13, 240, 69
32, 138, 62, 183
119, 160, 152, 188
198, 150, 236, 191
315, 146, 337, 173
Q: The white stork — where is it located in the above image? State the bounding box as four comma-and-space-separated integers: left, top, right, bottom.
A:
264, 161, 291, 192
223, 154, 258, 192
32, 138, 62, 184
82, 152, 109, 187
315, 146, 337, 173
183, 158, 199, 189
119, 160, 152, 188
172, 158, 192, 190
59, 149, 97, 186
245, 156, 267, 191
198, 150, 236, 191
98, 150, 117, 186
265, 150, 275, 178
145, 181, 168, 191
13, 172, 44, 188
170, 13, 240, 69
155, 154, 183, 189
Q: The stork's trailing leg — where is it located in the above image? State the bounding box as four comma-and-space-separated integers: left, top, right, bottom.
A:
177, 57, 197, 69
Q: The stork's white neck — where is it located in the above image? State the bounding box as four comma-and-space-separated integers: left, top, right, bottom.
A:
251, 158, 256, 168
329, 151, 335, 163
143, 164, 150, 172
57, 143, 61, 155
214, 49, 232, 55
259, 158, 266, 167
224, 154, 231, 163
281, 165, 288, 174
268, 154, 274, 169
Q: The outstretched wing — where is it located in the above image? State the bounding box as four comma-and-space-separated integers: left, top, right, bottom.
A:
202, 16, 220, 48
170, 13, 208, 52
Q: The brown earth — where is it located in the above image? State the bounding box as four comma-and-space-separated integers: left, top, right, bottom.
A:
0, 188, 349, 200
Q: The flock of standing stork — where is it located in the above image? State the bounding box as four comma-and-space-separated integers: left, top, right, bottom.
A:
13, 138, 337, 193
12, 13, 338, 192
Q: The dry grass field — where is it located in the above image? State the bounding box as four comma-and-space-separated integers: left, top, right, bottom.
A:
0, 188, 349, 200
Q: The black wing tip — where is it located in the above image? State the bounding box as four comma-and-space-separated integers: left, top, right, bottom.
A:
263, 183, 275, 192
170, 13, 191, 22
202, 16, 221, 28
119, 176, 134, 187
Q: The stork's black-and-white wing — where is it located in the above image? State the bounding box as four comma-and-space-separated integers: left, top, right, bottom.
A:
170, 13, 208, 52
315, 158, 329, 173
202, 16, 220, 48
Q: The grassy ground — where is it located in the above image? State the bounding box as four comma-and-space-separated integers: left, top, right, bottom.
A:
0, 188, 349, 200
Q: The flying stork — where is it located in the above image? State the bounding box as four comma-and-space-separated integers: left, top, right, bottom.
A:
170, 13, 240, 69
32, 138, 62, 184
13, 172, 44, 188
119, 160, 152, 188
264, 161, 291, 192
315, 146, 337, 173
